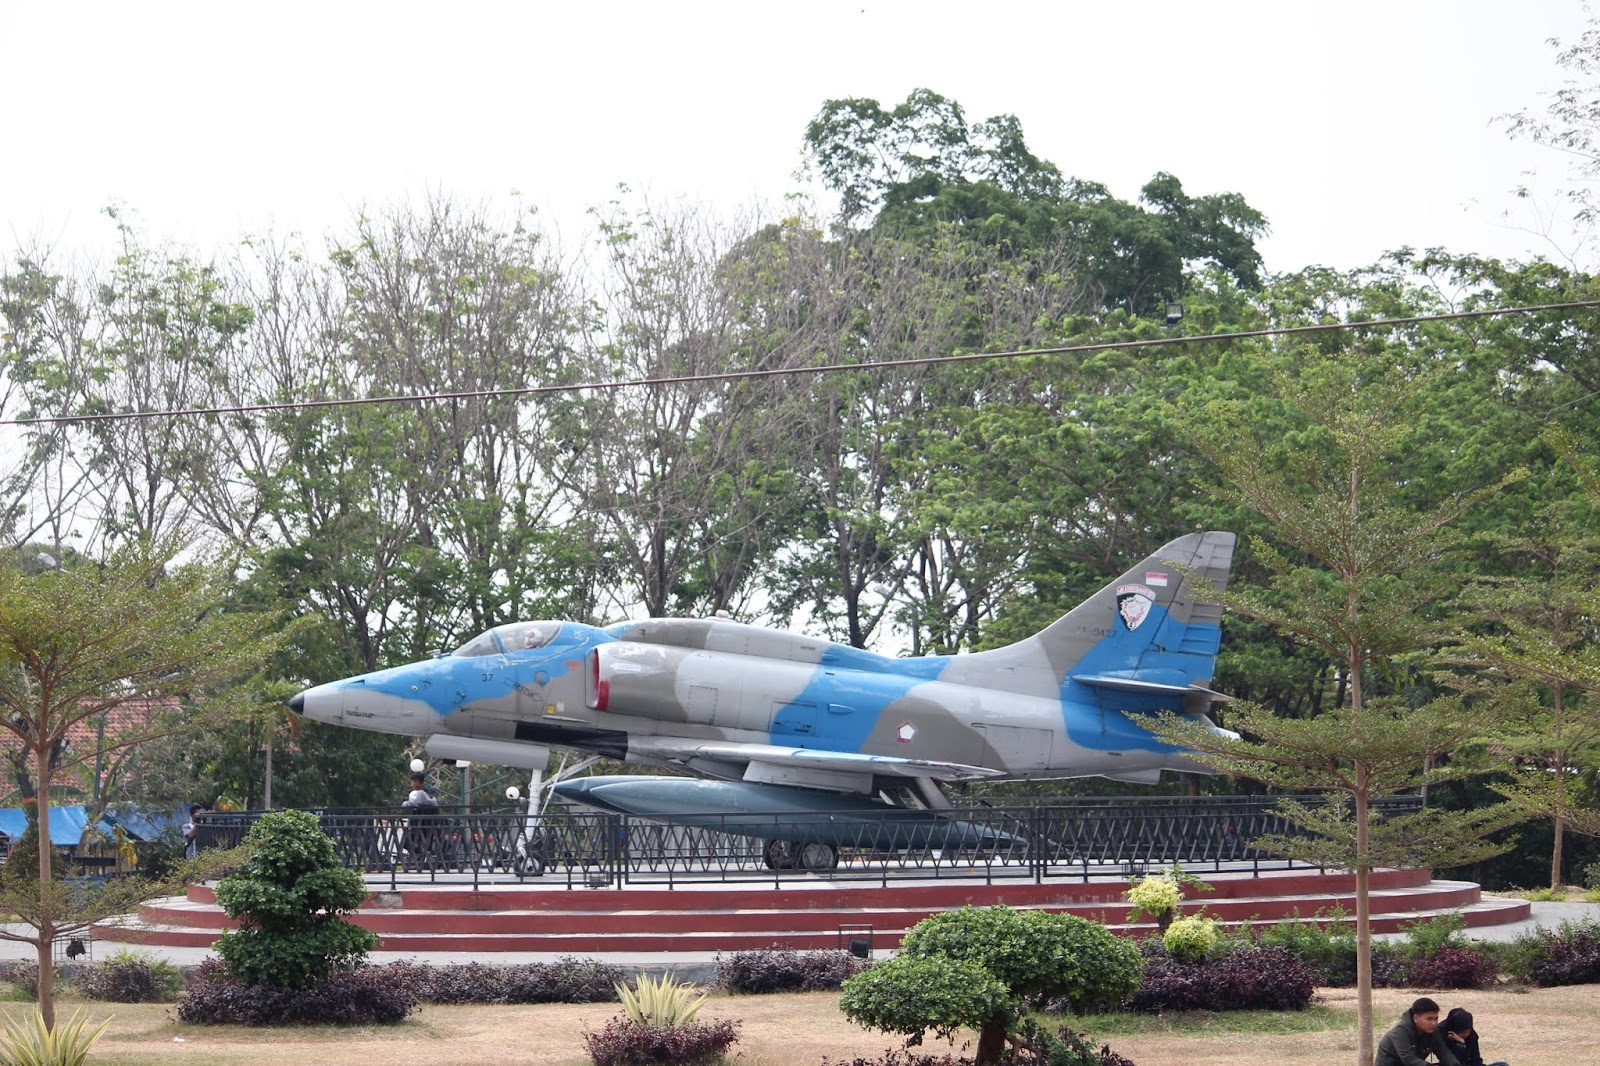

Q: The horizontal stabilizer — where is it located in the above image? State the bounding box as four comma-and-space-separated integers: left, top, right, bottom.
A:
1073, 675, 1234, 702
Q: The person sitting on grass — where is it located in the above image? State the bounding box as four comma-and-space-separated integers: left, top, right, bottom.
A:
1442, 1007, 1509, 1066
1375, 996, 1458, 1066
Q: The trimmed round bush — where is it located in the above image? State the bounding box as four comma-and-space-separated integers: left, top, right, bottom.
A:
213, 810, 378, 990
901, 906, 1142, 1013
840, 954, 1013, 1045
1162, 916, 1218, 964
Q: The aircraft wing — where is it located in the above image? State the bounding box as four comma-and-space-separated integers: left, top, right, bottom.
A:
624, 736, 1003, 783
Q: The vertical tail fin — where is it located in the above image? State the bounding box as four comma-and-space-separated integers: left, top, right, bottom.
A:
958, 531, 1236, 698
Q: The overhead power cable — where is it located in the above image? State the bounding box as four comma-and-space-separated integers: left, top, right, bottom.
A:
4, 300, 1596, 427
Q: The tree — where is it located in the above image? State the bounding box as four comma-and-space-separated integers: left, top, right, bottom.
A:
213, 809, 378, 989
0, 535, 285, 1027
1498, 13, 1600, 263
803, 89, 1268, 313
803, 89, 1063, 225
1150, 345, 1522, 1066
576, 196, 811, 620
839, 906, 1140, 1066
1446, 520, 1600, 888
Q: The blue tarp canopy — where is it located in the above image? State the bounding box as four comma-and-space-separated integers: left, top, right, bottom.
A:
0, 805, 105, 847
102, 805, 185, 841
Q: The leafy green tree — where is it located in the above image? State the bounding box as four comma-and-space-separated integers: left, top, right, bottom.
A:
803, 89, 1268, 312
840, 906, 1139, 1066
803, 89, 1063, 224
213, 809, 378, 989
1151, 346, 1523, 1066
0, 535, 285, 1027
1448, 522, 1600, 887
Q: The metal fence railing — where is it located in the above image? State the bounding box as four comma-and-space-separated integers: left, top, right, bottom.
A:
194, 794, 1425, 891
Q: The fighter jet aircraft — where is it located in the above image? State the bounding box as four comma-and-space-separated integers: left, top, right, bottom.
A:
290, 530, 1237, 869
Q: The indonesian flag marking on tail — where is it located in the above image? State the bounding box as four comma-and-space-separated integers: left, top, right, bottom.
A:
1145, 572, 1169, 587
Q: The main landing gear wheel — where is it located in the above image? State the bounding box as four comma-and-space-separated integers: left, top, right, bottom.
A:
762, 839, 837, 871
762, 839, 794, 869
797, 842, 836, 871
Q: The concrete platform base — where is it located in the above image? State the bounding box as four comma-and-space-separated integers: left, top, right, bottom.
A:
94, 866, 1530, 956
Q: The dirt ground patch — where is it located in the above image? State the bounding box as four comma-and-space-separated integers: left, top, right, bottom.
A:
14, 984, 1598, 1065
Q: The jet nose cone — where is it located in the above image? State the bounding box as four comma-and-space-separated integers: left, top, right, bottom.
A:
288, 691, 305, 715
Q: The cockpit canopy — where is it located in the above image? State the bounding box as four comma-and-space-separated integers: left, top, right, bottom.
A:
452, 621, 562, 658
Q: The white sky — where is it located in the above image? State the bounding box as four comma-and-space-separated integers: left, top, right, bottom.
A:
1, 1, 1595, 274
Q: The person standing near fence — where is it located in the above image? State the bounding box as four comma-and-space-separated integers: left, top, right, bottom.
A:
182, 803, 205, 858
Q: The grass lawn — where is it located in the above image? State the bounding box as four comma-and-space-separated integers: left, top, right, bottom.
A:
13, 983, 1597, 1065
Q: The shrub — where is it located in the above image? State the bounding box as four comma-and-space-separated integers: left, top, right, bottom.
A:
1503, 919, 1600, 987
1519, 886, 1565, 902
378, 959, 624, 1004
504, 958, 625, 1003
1128, 944, 1315, 1013
213, 809, 378, 990
1583, 860, 1600, 891
841, 955, 1013, 1046
582, 1016, 739, 1066
717, 948, 871, 993
1408, 945, 1499, 990
1400, 911, 1468, 965
902, 907, 1142, 1013
1256, 911, 1359, 986
1499, 927, 1551, 984
1162, 917, 1218, 964
616, 972, 707, 1027
0, 1008, 109, 1066
1125, 877, 1181, 924
4, 961, 39, 999
178, 965, 419, 1026
844, 907, 1141, 1066
78, 948, 183, 1003
1370, 941, 1408, 988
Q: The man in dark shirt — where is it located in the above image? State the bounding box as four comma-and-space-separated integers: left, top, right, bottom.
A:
1375, 997, 1458, 1066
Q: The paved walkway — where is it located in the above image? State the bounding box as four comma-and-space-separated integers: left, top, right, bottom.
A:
1377, 898, 1600, 944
